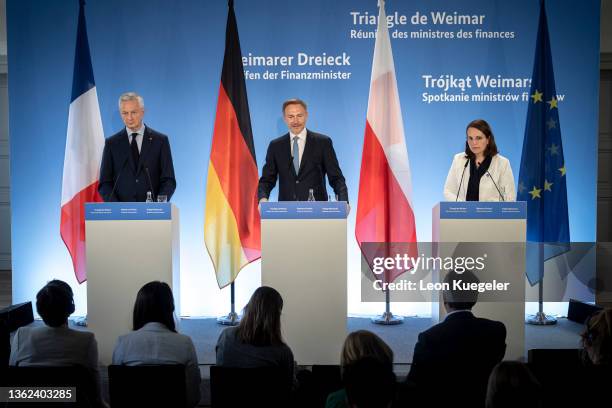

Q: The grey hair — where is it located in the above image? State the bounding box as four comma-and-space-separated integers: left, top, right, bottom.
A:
118, 92, 144, 109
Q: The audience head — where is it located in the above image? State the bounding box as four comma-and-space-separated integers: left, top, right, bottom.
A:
238, 286, 284, 346
133, 281, 176, 332
36, 279, 75, 327
341, 330, 394, 368
485, 361, 542, 408
344, 357, 396, 408
443, 269, 479, 312
581, 309, 612, 365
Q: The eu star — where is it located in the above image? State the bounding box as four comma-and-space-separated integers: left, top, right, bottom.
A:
558, 165, 566, 176
547, 97, 558, 109
531, 90, 543, 103
544, 180, 553, 191
529, 186, 542, 199
547, 143, 559, 156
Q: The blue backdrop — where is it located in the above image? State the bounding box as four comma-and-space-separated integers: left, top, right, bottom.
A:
8, 0, 600, 317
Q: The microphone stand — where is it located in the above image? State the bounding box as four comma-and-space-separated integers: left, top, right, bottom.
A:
455, 158, 469, 201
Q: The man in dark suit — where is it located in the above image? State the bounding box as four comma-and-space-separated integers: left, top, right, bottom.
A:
407, 270, 506, 407
258, 99, 348, 204
99, 92, 176, 202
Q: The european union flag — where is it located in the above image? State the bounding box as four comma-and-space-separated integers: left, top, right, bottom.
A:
517, 0, 570, 285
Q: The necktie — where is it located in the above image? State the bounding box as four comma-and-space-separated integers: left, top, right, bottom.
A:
292, 137, 299, 174
130, 133, 140, 165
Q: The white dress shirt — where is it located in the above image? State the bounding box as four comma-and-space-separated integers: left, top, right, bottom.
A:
126, 124, 145, 152
289, 128, 307, 168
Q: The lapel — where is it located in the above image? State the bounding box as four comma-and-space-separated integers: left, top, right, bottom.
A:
298, 130, 314, 176
138, 126, 153, 175
120, 129, 138, 173
283, 133, 297, 178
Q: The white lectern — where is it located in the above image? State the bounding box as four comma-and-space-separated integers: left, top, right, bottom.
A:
433, 201, 526, 360
260, 201, 347, 365
85, 202, 180, 364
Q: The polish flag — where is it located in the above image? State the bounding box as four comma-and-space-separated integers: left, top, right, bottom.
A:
355, 0, 417, 282
60, 0, 105, 283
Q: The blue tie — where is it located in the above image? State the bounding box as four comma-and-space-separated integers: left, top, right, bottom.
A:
292, 137, 300, 174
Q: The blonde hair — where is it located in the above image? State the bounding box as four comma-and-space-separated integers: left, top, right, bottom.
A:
581, 309, 612, 365
282, 98, 307, 113
341, 330, 393, 368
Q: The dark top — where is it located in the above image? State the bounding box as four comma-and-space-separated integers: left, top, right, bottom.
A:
466, 155, 492, 201
258, 130, 348, 202
98, 125, 176, 202
1, 320, 9, 367
407, 310, 506, 407
215, 326, 295, 385
325, 388, 348, 408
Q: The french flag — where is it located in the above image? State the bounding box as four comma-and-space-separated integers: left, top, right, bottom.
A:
355, 0, 417, 282
60, 0, 104, 284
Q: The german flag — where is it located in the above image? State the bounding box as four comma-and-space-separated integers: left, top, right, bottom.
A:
205, 0, 261, 288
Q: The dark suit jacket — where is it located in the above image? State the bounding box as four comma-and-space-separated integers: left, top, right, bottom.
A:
407, 311, 506, 407
98, 126, 176, 202
258, 130, 348, 202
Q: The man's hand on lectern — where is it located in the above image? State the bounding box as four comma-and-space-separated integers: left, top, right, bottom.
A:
259, 197, 268, 213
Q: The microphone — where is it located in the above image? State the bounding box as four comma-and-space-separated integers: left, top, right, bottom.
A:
144, 166, 156, 202
485, 169, 505, 201
455, 157, 469, 201
109, 156, 129, 202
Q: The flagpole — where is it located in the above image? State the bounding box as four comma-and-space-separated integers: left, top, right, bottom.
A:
527, 244, 557, 325
519, 0, 565, 326
371, 289, 403, 325
217, 282, 240, 326
358, 0, 413, 327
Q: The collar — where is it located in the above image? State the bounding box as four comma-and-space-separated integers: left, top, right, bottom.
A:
289, 128, 307, 141
444, 309, 474, 321
126, 124, 146, 137
139, 321, 172, 332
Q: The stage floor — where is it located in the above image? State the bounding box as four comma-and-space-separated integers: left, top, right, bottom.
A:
179, 315, 583, 367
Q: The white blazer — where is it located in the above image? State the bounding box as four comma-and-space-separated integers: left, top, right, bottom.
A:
443, 153, 516, 202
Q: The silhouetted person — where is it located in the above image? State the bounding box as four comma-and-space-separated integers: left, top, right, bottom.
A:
9, 279, 103, 406
485, 361, 542, 408
407, 270, 506, 407
112, 281, 200, 407
216, 286, 296, 386
326, 330, 394, 408
1, 319, 9, 367
344, 357, 395, 408
581, 308, 612, 366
